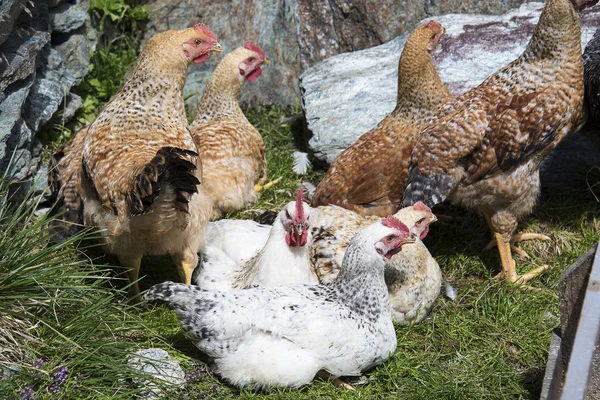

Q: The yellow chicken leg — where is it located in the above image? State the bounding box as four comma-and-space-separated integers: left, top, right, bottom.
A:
485, 231, 550, 259
172, 251, 199, 285
494, 232, 549, 286
118, 254, 143, 303
255, 177, 281, 192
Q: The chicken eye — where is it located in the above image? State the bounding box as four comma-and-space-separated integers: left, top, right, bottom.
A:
285, 210, 291, 220
247, 57, 255, 63
195, 39, 202, 46
430, 34, 437, 40
416, 217, 426, 225
385, 235, 395, 243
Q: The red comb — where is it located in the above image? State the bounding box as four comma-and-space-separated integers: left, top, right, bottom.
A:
194, 24, 217, 42
295, 189, 305, 222
244, 40, 265, 59
425, 20, 442, 30
414, 201, 432, 214
382, 217, 410, 235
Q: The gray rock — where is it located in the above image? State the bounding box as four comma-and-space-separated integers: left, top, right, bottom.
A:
0, 76, 34, 147
300, 3, 600, 164
49, 0, 89, 33
128, 348, 186, 399
54, 30, 92, 85
0, 0, 27, 46
23, 48, 76, 132
49, 92, 83, 127
0, 27, 50, 93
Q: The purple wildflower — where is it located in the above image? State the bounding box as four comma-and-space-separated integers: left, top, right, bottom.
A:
48, 366, 69, 394
184, 367, 206, 383
19, 386, 34, 400
34, 358, 44, 369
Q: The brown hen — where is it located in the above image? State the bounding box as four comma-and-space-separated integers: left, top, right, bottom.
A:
190, 41, 271, 220
311, 21, 452, 217
78, 25, 221, 300
403, 0, 593, 285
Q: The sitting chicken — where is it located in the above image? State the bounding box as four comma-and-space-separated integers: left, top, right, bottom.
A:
311, 20, 452, 217
190, 41, 273, 220
143, 217, 414, 389
195, 190, 317, 290
79, 25, 221, 300
403, 0, 593, 286
310, 202, 441, 325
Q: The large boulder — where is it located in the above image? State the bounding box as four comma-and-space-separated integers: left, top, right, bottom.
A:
142, 0, 529, 107
301, 3, 600, 165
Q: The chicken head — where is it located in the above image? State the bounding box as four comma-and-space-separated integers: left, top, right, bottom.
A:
282, 190, 310, 247
238, 40, 269, 83
375, 217, 414, 259
181, 24, 222, 64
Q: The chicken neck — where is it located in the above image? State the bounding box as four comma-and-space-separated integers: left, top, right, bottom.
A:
522, 0, 583, 61
192, 58, 249, 126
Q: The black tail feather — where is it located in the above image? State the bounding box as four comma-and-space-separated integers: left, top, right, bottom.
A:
128, 147, 201, 216
402, 166, 454, 208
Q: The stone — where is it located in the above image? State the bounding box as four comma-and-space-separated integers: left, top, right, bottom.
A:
48, 92, 83, 127
143, 0, 300, 108
0, 27, 50, 93
128, 348, 186, 399
300, 3, 600, 164
0, 0, 27, 46
23, 48, 76, 132
53, 30, 92, 85
143, 0, 528, 107
49, 0, 89, 33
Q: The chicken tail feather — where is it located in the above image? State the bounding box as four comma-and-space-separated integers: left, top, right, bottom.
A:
128, 147, 201, 216
402, 166, 454, 208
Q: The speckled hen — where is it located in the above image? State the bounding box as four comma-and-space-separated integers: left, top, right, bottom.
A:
311, 21, 452, 217
310, 202, 441, 325
403, 0, 594, 285
190, 41, 274, 220
143, 217, 413, 389
78, 25, 221, 300
195, 190, 318, 290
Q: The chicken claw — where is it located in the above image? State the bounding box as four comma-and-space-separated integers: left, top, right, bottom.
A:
316, 371, 355, 391
494, 232, 549, 287
255, 177, 281, 192
485, 231, 550, 259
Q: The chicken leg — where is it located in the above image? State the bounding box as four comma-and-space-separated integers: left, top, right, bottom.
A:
172, 250, 199, 285
315, 370, 355, 391
118, 253, 143, 303
486, 211, 549, 286
254, 177, 281, 192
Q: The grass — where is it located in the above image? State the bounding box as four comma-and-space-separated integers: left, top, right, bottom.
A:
3, 103, 598, 399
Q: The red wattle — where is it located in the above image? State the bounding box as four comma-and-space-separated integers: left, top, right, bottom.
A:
247, 67, 262, 83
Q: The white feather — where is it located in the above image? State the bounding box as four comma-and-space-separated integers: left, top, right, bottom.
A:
444, 281, 458, 300
292, 151, 311, 175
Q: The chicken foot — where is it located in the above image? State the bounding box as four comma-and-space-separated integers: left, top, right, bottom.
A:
485, 232, 550, 259
315, 371, 355, 391
255, 177, 281, 192
493, 232, 549, 287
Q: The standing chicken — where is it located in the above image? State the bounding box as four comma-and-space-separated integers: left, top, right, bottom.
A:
190, 41, 273, 220
143, 217, 414, 389
195, 190, 317, 290
311, 21, 452, 217
80, 25, 221, 300
403, 0, 593, 285
311, 202, 441, 324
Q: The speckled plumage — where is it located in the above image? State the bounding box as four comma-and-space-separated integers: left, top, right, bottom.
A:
309, 203, 441, 325
195, 199, 318, 291
311, 21, 452, 217
143, 220, 412, 389
190, 44, 268, 220
584, 28, 600, 125
76, 26, 221, 298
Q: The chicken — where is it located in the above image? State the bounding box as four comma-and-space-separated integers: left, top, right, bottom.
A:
402, 0, 593, 286
195, 190, 318, 290
143, 217, 414, 389
310, 202, 441, 324
190, 41, 273, 220
79, 25, 222, 300
311, 20, 452, 217
584, 28, 600, 126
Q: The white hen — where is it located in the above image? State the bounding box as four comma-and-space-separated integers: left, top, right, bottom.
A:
143, 216, 414, 389
195, 190, 318, 290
